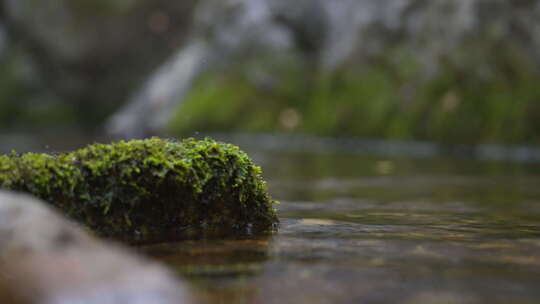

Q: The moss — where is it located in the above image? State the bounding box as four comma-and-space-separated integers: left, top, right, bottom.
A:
0, 137, 278, 243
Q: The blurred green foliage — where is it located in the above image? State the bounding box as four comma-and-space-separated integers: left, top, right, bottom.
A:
169, 48, 540, 145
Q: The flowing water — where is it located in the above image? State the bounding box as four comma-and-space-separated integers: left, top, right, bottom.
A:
140, 136, 540, 304
3, 134, 540, 303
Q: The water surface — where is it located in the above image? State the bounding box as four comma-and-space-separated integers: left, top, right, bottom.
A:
142, 138, 540, 304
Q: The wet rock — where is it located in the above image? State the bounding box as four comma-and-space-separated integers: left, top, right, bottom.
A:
0, 137, 278, 243
0, 190, 191, 304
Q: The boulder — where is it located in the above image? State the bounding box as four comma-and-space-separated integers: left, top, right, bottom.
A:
0, 137, 278, 243
0, 190, 190, 304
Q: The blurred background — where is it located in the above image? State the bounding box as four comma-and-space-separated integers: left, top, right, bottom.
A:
1, 0, 540, 150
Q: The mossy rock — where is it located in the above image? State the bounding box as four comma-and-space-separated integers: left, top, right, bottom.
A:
0, 138, 278, 243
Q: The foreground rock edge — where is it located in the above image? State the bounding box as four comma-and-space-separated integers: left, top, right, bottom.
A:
0, 190, 191, 304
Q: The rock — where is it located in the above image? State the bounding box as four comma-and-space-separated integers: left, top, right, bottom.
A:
0, 190, 191, 304
106, 0, 540, 138
0, 137, 278, 243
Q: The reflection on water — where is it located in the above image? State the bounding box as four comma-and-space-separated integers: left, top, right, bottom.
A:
2, 134, 540, 303
140, 137, 540, 304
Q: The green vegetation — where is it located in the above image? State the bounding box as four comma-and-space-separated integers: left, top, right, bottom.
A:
169, 48, 540, 145
0, 138, 278, 243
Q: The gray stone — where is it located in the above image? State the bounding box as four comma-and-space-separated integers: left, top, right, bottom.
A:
0, 191, 191, 304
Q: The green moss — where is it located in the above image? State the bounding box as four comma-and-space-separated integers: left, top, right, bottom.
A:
0, 138, 278, 243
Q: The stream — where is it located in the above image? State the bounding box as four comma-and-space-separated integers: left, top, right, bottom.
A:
2, 133, 540, 303
141, 135, 540, 304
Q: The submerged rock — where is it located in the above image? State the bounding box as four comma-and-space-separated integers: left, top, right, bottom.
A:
0, 190, 190, 304
0, 137, 278, 243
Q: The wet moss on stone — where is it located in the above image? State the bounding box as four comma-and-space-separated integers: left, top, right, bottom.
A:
0, 137, 278, 243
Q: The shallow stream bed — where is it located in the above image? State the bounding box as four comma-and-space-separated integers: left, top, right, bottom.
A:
141, 137, 540, 304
